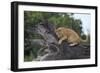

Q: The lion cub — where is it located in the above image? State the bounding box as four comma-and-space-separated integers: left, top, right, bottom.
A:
55, 27, 88, 46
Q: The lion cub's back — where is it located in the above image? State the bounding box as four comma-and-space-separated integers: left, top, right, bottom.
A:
64, 28, 80, 43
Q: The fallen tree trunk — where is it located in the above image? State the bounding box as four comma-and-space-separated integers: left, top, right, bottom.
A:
28, 22, 90, 61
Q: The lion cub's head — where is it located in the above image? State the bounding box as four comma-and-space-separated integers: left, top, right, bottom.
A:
55, 27, 65, 38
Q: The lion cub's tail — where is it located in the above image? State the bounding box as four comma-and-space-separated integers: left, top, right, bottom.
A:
80, 35, 88, 43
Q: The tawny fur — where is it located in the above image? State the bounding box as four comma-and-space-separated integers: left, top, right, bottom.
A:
55, 27, 88, 46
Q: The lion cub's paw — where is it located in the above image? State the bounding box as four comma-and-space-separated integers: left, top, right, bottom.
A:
58, 41, 62, 44
69, 43, 77, 46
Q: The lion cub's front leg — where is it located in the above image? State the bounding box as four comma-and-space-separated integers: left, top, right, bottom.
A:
58, 36, 67, 44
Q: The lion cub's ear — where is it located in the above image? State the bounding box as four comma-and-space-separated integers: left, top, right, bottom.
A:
55, 28, 60, 32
